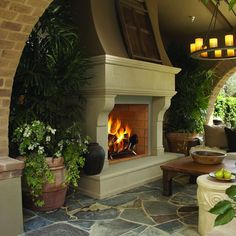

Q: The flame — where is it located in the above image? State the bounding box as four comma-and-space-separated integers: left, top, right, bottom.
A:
108, 116, 121, 135
108, 116, 131, 153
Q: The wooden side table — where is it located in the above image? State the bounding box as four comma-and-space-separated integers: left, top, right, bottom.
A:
160, 157, 236, 196
197, 174, 236, 236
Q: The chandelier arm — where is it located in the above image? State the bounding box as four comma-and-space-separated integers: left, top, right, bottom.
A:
212, 1, 220, 32
203, 0, 219, 46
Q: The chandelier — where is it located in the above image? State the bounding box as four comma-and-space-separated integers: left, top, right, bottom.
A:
190, 0, 236, 60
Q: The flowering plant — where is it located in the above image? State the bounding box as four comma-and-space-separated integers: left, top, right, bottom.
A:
13, 120, 58, 157
13, 120, 89, 206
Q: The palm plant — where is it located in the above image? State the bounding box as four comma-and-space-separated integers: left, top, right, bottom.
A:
9, 0, 90, 151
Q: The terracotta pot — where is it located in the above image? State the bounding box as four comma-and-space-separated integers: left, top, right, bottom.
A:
166, 132, 199, 155
18, 157, 67, 212
84, 143, 105, 175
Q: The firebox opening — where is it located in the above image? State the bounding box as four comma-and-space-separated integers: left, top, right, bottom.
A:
108, 104, 149, 162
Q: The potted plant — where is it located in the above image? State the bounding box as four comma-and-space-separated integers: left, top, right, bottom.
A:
12, 120, 88, 211
164, 47, 214, 154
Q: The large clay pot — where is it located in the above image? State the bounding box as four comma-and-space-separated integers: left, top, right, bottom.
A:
166, 132, 199, 155
83, 142, 105, 175
19, 157, 67, 212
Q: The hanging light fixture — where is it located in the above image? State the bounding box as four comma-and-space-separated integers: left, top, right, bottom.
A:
190, 0, 236, 60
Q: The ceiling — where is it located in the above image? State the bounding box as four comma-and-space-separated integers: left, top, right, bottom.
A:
158, 0, 236, 40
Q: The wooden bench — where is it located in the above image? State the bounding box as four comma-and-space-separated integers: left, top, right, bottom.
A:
160, 157, 236, 196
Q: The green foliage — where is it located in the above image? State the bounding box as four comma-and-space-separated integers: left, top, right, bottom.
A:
13, 120, 89, 207
59, 122, 90, 187
220, 73, 236, 97
214, 96, 236, 128
201, 0, 236, 10
165, 43, 214, 133
9, 0, 91, 140
166, 66, 214, 133
13, 120, 57, 206
209, 185, 236, 226
24, 153, 54, 207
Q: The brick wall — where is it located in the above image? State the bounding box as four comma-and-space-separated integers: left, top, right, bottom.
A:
0, 0, 52, 157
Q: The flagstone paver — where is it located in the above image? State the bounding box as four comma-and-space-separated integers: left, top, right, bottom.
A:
21, 175, 200, 236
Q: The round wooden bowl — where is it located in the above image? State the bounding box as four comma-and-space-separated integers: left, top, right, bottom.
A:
191, 150, 226, 165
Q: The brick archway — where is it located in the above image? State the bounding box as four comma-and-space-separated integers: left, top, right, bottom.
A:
0, 0, 53, 158
206, 60, 236, 124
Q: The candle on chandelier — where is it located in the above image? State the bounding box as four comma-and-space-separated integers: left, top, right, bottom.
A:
215, 49, 222, 57
227, 49, 235, 57
195, 38, 203, 50
209, 38, 218, 48
190, 43, 196, 53
200, 46, 208, 57
225, 34, 234, 46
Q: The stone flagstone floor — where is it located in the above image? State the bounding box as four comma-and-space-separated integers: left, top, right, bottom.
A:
21, 175, 200, 236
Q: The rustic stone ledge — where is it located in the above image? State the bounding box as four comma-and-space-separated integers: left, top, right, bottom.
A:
0, 169, 23, 180
0, 157, 24, 179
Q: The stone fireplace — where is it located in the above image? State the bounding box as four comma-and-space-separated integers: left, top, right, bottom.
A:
71, 0, 181, 198
78, 55, 181, 198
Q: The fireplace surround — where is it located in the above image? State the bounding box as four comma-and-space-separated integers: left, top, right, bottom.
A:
78, 55, 182, 198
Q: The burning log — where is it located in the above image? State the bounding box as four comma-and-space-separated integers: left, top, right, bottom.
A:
109, 134, 138, 160
108, 115, 138, 160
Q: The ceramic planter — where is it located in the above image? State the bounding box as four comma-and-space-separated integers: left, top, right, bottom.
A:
19, 157, 67, 212
83, 143, 105, 175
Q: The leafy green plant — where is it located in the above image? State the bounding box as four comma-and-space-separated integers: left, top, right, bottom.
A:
165, 67, 214, 133
9, 0, 91, 144
13, 120, 89, 207
214, 96, 236, 128
13, 121, 58, 206
209, 185, 236, 226
164, 43, 215, 134
58, 122, 90, 187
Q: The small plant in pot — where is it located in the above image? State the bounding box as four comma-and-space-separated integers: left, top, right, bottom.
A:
12, 120, 88, 211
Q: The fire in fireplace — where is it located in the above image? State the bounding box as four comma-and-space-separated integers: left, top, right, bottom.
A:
108, 116, 138, 159
107, 104, 149, 160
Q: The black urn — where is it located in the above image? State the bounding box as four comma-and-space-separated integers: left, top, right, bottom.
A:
83, 142, 105, 175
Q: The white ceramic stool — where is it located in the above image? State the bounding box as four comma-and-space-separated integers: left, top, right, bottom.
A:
197, 174, 236, 236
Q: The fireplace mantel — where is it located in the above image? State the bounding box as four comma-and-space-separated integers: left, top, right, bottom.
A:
83, 55, 180, 97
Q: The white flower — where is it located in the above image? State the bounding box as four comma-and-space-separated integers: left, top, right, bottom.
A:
54, 151, 61, 157
23, 127, 31, 138
47, 126, 56, 135
38, 146, 45, 155
46, 136, 51, 142
28, 145, 34, 150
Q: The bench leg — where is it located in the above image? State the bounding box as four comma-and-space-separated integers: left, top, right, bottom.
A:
162, 170, 177, 196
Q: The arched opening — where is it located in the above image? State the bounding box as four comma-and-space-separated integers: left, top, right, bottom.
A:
206, 60, 236, 124
0, 0, 53, 158
0, 1, 53, 235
